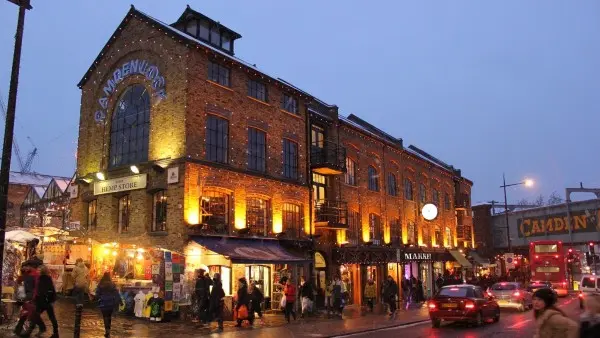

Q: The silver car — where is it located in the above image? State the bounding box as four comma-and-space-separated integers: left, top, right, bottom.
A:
488, 282, 533, 312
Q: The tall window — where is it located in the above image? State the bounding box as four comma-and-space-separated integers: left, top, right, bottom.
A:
390, 218, 400, 245
344, 157, 356, 186
387, 173, 397, 196
419, 183, 427, 203
109, 84, 150, 168
434, 227, 442, 247
311, 125, 324, 148
312, 173, 327, 202
205, 115, 228, 163
368, 166, 379, 192
201, 191, 231, 234
152, 191, 167, 232
281, 94, 298, 114
87, 200, 97, 230
248, 79, 267, 101
432, 189, 439, 206
407, 221, 416, 245
208, 61, 230, 87
369, 213, 381, 244
423, 225, 430, 246
445, 227, 452, 247
118, 195, 130, 233
283, 139, 298, 179
282, 203, 301, 237
404, 179, 413, 201
348, 211, 360, 245
444, 193, 451, 210
246, 197, 270, 236
248, 128, 266, 172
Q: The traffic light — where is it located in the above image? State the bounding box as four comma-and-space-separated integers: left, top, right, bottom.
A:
590, 242, 596, 254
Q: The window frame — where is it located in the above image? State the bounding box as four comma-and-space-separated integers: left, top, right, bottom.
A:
200, 190, 232, 234
344, 157, 356, 186
347, 210, 360, 245
419, 183, 427, 203
433, 189, 439, 206
247, 79, 267, 102
152, 190, 168, 232
282, 139, 298, 180
444, 193, 451, 210
205, 115, 229, 164
87, 200, 97, 230
282, 202, 301, 237
118, 195, 130, 233
247, 128, 267, 172
368, 166, 379, 192
246, 197, 271, 236
281, 94, 298, 114
407, 221, 416, 245
404, 178, 413, 201
208, 61, 231, 87
387, 172, 397, 196
369, 213, 381, 245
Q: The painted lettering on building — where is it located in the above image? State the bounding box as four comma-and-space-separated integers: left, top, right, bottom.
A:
94, 59, 167, 123
403, 252, 432, 261
517, 209, 600, 238
93, 174, 147, 195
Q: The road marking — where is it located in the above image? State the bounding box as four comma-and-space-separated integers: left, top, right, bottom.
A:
508, 319, 532, 329
330, 320, 430, 337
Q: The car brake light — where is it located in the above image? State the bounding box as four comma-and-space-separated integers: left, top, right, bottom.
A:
513, 291, 520, 297
535, 255, 539, 259
465, 302, 475, 309
579, 292, 584, 298
487, 291, 493, 297
501, 282, 507, 285
562, 281, 567, 286
450, 288, 459, 291
428, 302, 436, 309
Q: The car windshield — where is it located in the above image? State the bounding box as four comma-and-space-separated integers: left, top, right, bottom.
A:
491, 284, 517, 291
438, 287, 469, 297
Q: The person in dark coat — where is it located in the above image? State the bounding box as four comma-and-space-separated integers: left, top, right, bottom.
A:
95, 272, 123, 338
249, 282, 264, 323
209, 273, 225, 331
416, 279, 425, 303
20, 265, 58, 338
14, 265, 37, 336
235, 277, 253, 327
299, 276, 314, 318
194, 269, 212, 324
382, 276, 398, 318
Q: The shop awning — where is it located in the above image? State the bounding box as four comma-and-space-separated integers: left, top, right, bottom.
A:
469, 251, 491, 267
449, 250, 473, 268
191, 237, 311, 264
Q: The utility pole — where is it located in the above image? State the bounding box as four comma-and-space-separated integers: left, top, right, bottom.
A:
0, 0, 32, 285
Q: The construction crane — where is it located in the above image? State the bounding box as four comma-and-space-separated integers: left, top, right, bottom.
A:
0, 91, 37, 173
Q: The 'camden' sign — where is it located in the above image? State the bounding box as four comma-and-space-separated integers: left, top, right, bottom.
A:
93, 174, 147, 196
94, 59, 167, 123
403, 252, 432, 261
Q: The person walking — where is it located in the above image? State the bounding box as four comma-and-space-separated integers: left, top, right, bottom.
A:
364, 279, 376, 313
95, 273, 122, 338
20, 265, 58, 338
532, 288, 578, 338
332, 276, 344, 318
435, 274, 444, 294
382, 276, 398, 319
194, 269, 211, 324
235, 277, 252, 327
209, 273, 225, 332
249, 282, 264, 324
299, 276, 314, 318
324, 279, 333, 318
579, 293, 600, 338
283, 278, 297, 323
71, 258, 89, 306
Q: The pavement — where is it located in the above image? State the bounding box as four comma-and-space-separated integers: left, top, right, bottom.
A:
0, 299, 430, 338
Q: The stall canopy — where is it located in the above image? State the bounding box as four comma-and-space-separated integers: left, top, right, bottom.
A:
469, 251, 491, 267
449, 250, 473, 268
191, 237, 310, 264
5, 230, 38, 243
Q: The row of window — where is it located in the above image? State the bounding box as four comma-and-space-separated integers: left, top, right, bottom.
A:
206, 115, 299, 179
344, 157, 453, 209
208, 61, 299, 114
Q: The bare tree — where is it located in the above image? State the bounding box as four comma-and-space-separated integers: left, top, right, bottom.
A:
534, 194, 544, 207
547, 191, 563, 205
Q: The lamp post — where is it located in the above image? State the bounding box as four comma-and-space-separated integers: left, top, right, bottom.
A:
500, 174, 533, 252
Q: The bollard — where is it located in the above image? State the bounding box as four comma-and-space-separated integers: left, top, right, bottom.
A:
74, 304, 83, 338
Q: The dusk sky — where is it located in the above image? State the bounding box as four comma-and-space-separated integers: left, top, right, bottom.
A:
1, 1, 599, 204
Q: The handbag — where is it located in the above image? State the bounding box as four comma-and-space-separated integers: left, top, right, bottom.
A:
280, 296, 286, 309
237, 305, 249, 320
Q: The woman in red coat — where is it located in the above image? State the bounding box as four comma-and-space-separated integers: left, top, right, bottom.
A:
283, 278, 297, 323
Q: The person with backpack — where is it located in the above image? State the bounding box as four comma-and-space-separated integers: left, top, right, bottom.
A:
579, 293, 600, 338
95, 272, 122, 338
532, 288, 578, 338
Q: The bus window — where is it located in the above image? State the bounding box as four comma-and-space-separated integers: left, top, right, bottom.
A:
534, 244, 558, 253
535, 267, 560, 273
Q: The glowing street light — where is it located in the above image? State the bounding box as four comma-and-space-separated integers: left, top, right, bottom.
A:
501, 174, 535, 251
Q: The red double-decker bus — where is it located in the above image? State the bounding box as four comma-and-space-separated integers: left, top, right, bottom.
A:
529, 240, 568, 296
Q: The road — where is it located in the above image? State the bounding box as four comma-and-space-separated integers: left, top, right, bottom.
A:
333, 295, 581, 338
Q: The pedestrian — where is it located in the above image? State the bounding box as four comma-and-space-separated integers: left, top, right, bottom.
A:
19, 265, 58, 338
382, 276, 398, 319
364, 279, 376, 313
532, 288, 578, 338
416, 278, 425, 303
235, 277, 253, 327
194, 269, 211, 324
14, 265, 37, 336
209, 273, 225, 331
331, 275, 344, 318
579, 293, 600, 338
95, 272, 122, 338
299, 276, 314, 318
402, 277, 412, 304
71, 258, 89, 306
435, 274, 444, 294
324, 279, 333, 318
249, 281, 264, 324
283, 278, 297, 323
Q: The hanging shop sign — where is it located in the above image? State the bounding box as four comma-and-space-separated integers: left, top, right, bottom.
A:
517, 209, 600, 238
94, 59, 167, 123
167, 167, 179, 184
314, 252, 326, 268
93, 174, 147, 195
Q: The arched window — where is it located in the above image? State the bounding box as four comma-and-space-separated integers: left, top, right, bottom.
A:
368, 166, 379, 192
109, 84, 150, 168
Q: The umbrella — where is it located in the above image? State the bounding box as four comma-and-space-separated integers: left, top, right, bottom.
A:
5, 230, 38, 243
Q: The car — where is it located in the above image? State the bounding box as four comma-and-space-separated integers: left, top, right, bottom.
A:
579, 274, 600, 309
487, 282, 532, 312
527, 281, 553, 293
428, 284, 500, 328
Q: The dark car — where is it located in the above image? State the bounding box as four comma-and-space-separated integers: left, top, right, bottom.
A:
428, 284, 500, 328
488, 282, 532, 311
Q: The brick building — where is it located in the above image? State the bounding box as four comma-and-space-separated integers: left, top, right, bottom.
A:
70, 5, 473, 312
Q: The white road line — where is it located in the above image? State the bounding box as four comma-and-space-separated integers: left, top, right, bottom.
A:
508, 319, 532, 329
331, 320, 430, 337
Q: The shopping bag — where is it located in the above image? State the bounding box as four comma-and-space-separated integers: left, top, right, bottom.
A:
280, 296, 286, 309
301, 297, 311, 312
237, 305, 249, 320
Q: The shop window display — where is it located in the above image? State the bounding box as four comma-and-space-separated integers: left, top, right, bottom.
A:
245, 265, 271, 296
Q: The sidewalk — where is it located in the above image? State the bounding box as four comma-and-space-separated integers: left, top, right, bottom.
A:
0, 299, 429, 337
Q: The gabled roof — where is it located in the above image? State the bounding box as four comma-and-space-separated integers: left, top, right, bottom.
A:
9, 171, 70, 187
54, 178, 70, 193
171, 5, 242, 40
33, 186, 46, 198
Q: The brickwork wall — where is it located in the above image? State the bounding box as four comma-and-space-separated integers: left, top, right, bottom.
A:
7, 184, 29, 228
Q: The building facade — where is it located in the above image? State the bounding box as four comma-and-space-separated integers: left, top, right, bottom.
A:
70, 5, 473, 312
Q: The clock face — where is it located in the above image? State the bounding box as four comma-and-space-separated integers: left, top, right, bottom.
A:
422, 203, 438, 221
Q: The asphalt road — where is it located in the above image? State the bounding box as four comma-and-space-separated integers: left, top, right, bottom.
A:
333, 295, 582, 338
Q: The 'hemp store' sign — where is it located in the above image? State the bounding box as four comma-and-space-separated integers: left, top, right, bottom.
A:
94, 59, 167, 123
94, 174, 147, 195
517, 209, 600, 238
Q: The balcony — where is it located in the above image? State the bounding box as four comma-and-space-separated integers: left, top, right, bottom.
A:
455, 193, 470, 210
311, 142, 346, 175
315, 200, 348, 229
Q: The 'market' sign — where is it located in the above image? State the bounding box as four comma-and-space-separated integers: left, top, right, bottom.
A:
94, 174, 147, 195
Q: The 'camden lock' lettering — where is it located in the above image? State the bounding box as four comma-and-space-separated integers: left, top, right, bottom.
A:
517, 209, 600, 238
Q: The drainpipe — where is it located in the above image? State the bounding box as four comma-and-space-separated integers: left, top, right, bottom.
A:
306, 104, 314, 281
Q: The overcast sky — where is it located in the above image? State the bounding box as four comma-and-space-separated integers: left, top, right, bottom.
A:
1, 0, 599, 204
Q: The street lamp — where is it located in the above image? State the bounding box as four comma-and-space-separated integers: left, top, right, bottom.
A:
500, 174, 534, 252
